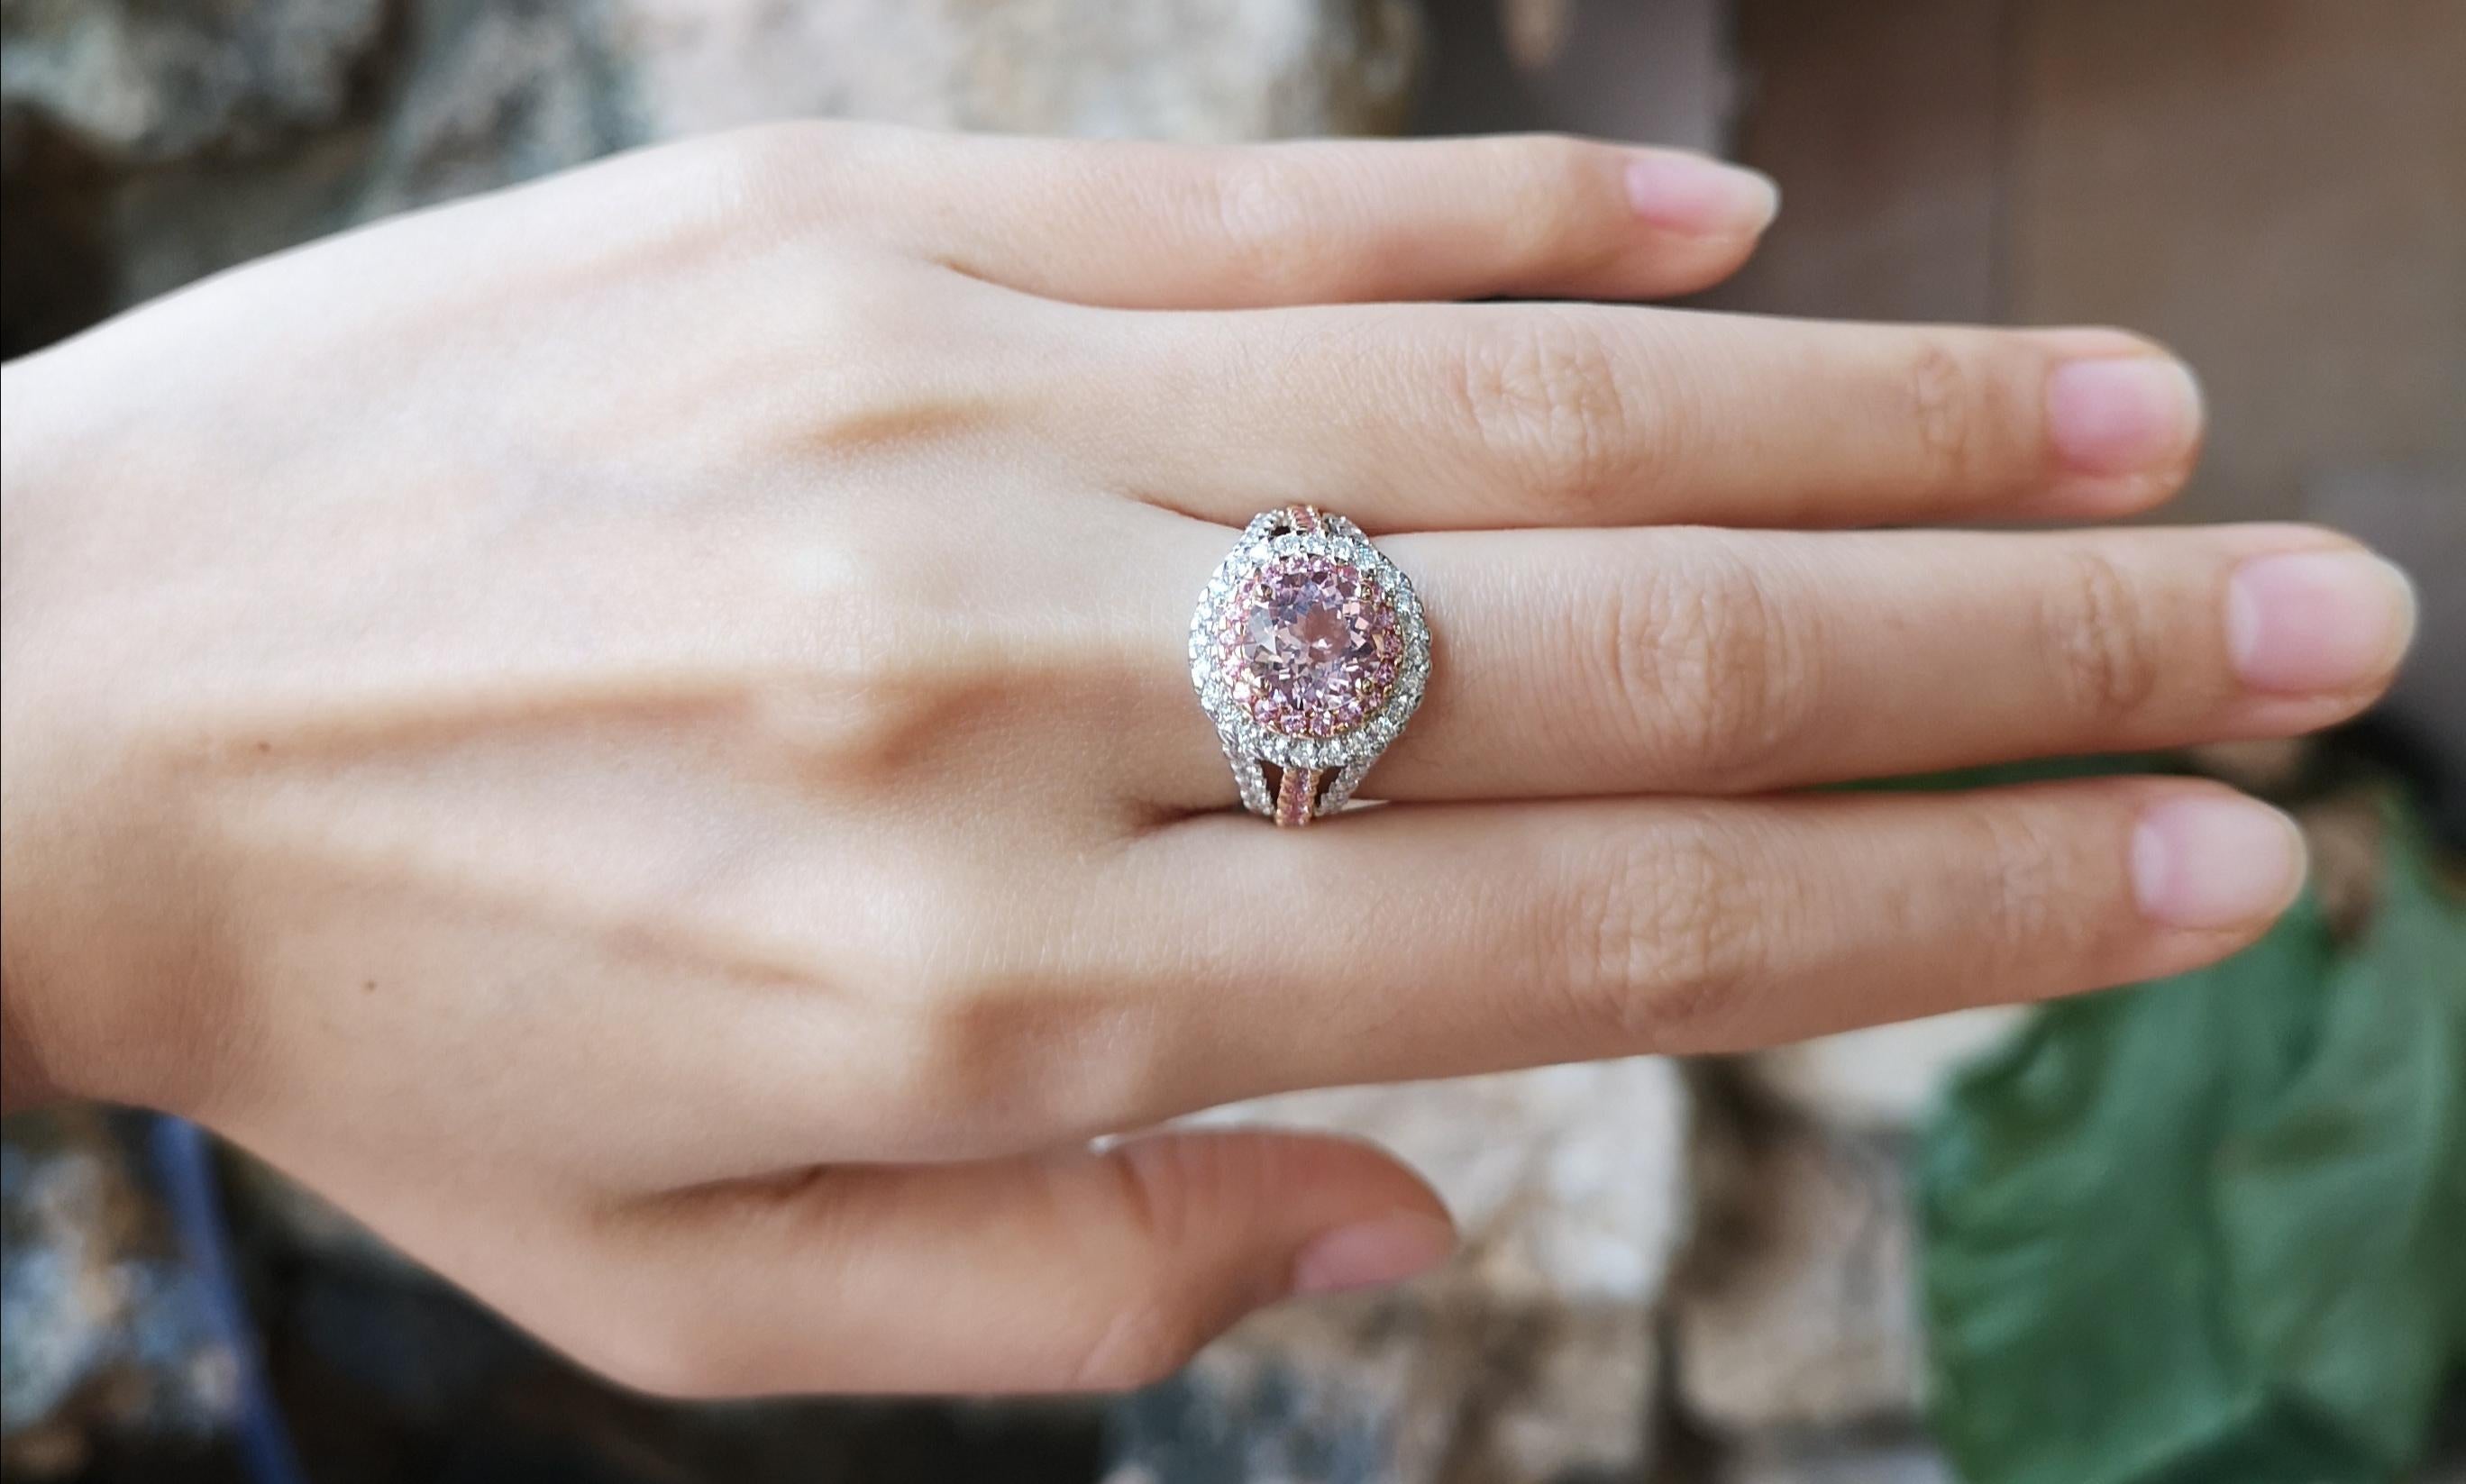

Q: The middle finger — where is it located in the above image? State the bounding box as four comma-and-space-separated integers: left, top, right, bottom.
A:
1079, 303, 2207, 530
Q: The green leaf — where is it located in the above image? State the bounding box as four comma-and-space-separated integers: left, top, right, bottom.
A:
1920, 814, 2466, 1484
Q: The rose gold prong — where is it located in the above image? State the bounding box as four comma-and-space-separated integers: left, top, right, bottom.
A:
1275, 766, 1320, 827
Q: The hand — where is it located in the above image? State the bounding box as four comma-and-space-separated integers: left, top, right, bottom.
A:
0, 125, 2414, 1395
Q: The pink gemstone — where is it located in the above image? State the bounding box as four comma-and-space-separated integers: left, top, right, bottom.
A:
1222, 556, 1399, 738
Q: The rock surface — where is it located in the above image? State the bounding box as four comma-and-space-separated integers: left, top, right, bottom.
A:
0, 1111, 237, 1479
1107, 1293, 1653, 1484
0, 0, 387, 163
623, 0, 1420, 143
1716, 1432, 1953, 1484
1191, 1060, 1694, 1306
1674, 1105, 1923, 1434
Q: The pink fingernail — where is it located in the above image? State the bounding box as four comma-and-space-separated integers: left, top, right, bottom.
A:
2131, 796, 2306, 931
2226, 550, 2417, 694
2044, 357, 2204, 476
1622, 153, 1780, 237
1289, 1212, 1457, 1297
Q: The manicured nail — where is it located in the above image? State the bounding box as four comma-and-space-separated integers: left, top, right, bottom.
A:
2044, 357, 2204, 476
2226, 550, 2418, 694
2131, 796, 2306, 930
1289, 1212, 1457, 1297
1623, 153, 1780, 237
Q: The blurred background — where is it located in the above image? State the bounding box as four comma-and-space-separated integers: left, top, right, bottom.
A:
2, 2, 2460, 1481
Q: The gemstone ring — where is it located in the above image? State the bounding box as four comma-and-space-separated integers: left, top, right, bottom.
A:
1189, 505, 1431, 826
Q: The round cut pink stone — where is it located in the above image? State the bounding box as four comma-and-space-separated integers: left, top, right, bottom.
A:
1217, 555, 1400, 738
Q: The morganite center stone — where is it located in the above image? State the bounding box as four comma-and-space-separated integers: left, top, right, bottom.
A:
1219, 555, 1401, 738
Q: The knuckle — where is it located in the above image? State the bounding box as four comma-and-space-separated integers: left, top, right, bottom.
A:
1202, 152, 1327, 300
1064, 1142, 1250, 1388
1495, 135, 1613, 265
571, 1179, 858, 1400
1895, 333, 2004, 488
782, 655, 947, 776
799, 251, 943, 350
1066, 1297, 1213, 1391
1531, 132, 1611, 203
1962, 805, 2093, 976
787, 570, 1007, 776
525, 121, 868, 267
1601, 544, 1808, 781
692, 119, 864, 224
1561, 817, 1763, 1045
781, 256, 1017, 448
884, 957, 1162, 1150
2042, 546, 2160, 726
1450, 312, 1641, 515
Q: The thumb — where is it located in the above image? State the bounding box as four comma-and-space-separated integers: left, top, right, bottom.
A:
571, 1129, 1455, 1397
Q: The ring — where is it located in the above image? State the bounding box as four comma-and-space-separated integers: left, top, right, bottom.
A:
1189, 505, 1431, 826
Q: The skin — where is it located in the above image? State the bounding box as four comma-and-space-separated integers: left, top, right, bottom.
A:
0, 124, 2418, 1396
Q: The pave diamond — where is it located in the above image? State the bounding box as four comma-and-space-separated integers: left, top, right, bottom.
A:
1212, 553, 1402, 739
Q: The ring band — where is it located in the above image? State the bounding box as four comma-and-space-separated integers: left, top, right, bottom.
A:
1189, 505, 1431, 826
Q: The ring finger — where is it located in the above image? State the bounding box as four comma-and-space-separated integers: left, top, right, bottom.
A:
1144, 521, 2416, 806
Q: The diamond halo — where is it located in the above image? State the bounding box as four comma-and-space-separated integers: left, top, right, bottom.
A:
1189, 509, 1431, 815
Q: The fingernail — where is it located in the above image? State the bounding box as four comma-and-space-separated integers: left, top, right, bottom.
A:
1623, 153, 1780, 237
2044, 357, 2204, 476
1289, 1212, 1457, 1297
2131, 796, 2306, 930
2226, 550, 2418, 694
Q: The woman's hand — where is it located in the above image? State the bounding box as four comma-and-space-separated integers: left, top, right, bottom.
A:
0, 125, 2415, 1394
